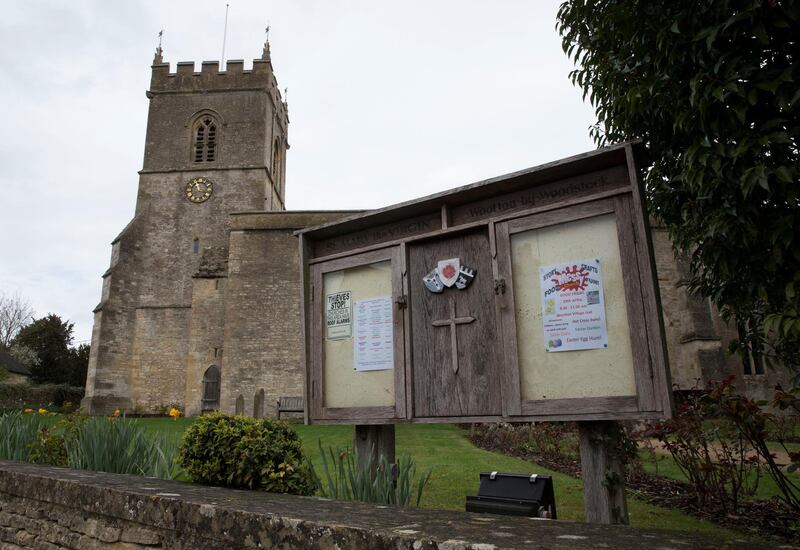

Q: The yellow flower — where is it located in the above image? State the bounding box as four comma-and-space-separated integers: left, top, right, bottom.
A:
23, 408, 34, 414
112, 409, 121, 418
37, 408, 47, 415
168, 407, 182, 419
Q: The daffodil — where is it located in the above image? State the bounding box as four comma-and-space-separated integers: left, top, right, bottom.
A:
112, 409, 121, 417
37, 408, 47, 415
23, 408, 34, 414
168, 407, 182, 419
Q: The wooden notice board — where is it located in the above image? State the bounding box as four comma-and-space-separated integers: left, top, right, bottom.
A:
299, 142, 672, 424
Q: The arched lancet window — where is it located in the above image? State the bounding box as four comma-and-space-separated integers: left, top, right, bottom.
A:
193, 116, 218, 162
201, 366, 220, 411
235, 394, 245, 415
253, 388, 265, 419
192, 238, 200, 254
272, 138, 283, 188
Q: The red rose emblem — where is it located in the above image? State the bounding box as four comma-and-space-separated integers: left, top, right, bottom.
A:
441, 264, 457, 279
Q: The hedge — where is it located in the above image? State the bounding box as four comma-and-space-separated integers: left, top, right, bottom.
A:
0, 383, 84, 411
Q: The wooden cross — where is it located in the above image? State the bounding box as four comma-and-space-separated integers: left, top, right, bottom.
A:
431, 296, 475, 374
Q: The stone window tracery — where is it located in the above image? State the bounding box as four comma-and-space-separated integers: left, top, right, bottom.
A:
193, 116, 218, 162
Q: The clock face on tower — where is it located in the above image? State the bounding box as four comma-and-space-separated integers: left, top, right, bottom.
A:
185, 177, 213, 203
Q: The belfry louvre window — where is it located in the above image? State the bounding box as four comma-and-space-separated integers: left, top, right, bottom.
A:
193, 118, 217, 162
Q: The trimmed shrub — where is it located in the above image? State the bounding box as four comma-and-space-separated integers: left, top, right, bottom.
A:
178, 412, 314, 495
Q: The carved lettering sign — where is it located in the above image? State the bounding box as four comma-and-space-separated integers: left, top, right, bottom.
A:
451, 166, 628, 225
315, 213, 440, 256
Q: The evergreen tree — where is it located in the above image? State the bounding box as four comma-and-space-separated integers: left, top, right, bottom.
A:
557, 0, 799, 373
13, 314, 74, 384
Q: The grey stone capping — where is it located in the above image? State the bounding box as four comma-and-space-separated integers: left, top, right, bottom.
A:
0, 461, 764, 549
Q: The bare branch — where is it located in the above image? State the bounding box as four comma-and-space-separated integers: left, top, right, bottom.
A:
0, 292, 34, 348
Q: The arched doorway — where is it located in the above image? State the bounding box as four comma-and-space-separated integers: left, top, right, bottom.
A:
201, 366, 221, 412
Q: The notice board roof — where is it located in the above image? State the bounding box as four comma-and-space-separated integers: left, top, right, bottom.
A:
297, 141, 644, 241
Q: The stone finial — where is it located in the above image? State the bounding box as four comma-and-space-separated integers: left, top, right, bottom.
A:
261, 24, 272, 61
154, 29, 165, 64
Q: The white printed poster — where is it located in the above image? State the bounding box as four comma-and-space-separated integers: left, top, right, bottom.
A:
353, 296, 394, 371
539, 258, 608, 352
326, 291, 352, 339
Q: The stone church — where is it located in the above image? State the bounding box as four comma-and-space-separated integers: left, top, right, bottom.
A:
81, 42, 787, 417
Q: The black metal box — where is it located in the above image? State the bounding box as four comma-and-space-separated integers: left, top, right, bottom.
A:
465, 472, 556, 519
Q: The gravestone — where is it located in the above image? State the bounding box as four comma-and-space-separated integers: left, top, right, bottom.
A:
298, 142, 672, 524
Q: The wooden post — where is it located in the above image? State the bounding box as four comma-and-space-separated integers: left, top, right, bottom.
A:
353, 424, 396, 473
578, 421, 629, 525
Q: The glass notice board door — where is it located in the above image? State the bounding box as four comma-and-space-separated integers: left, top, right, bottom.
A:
495, 197, 663, 419
309, 247, 406, 422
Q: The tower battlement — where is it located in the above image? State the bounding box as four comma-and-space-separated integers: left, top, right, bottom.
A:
149, 48, 287, 122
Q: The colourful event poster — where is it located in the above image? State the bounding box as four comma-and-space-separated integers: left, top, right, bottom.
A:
539, 258, 608, 352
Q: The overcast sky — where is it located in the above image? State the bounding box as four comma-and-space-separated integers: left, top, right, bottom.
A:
0, 1, 596, 344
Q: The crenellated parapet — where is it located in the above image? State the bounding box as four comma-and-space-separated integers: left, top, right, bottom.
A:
149, 45, 288, 124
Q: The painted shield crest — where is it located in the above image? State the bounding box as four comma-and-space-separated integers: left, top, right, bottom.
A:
437, 258, 461, 288
454, 265, 476, 290
423, 268, 444, 293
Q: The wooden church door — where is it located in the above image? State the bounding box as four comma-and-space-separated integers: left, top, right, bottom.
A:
408, 230, 502, 417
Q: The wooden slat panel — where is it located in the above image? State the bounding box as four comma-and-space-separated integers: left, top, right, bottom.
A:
320, 406, 397, 420
299, 234, 313, 424
520, 395, 639, 416
310, 408, 664, 424
624, 144, 673, 416
309, 263, 324, 421
507, 198, 615, 235
409, 230, 502, 417
308, 190, 628, 266
401, 242, 414, 420
315, 247, 394, 274
451, 165, 630, 225
391, 246, 406, 420
494, 222, 522, 416
297, 143, 631, 241
314, 212, 441, 257
613, 195, 657, 411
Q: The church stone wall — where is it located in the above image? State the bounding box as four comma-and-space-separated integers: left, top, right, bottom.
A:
220, 212, 357, 417
83, 47, 288, 415
142, 90, 273, 174
652, 224, 790, 401
134, 169, 267, 306
82, 213, 148, 414
652, 226, 727, 389
185, 277, 226, 417
129, 307, 191, 412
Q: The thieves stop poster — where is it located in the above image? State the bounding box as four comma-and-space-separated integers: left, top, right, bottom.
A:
539, 258, 608, 352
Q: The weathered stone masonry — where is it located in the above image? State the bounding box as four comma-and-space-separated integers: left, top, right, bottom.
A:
0, 460, 761, 549
81, 41, 355, 417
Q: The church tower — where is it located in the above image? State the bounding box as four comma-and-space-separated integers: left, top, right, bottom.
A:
82, 42, 289, 414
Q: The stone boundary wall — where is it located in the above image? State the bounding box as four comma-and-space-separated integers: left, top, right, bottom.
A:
0, 460, 760, 549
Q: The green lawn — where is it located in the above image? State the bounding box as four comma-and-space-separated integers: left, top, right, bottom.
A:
138, 417, 745, 538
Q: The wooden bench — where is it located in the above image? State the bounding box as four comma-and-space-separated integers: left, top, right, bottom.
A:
276, 396, 304, 419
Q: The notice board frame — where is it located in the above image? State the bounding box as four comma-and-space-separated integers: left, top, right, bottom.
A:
298, 142, 672, 425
